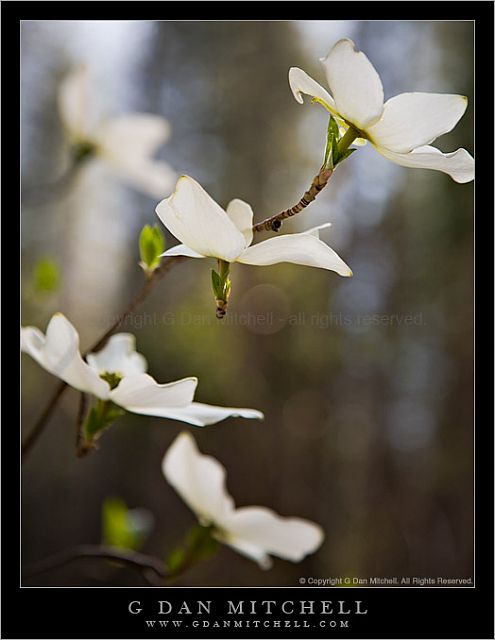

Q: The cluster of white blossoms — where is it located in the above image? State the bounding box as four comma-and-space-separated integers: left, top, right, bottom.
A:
21, 313, 262, 427
58, 66, 176, 197
163, 432, 324, 568
156, 175, 353, 275
289, 38, 474, 183
23, 37, 474, 574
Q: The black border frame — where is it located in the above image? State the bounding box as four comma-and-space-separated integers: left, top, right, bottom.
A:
6, 2, 493, 638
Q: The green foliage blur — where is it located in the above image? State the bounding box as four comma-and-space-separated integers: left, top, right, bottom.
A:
102, 497, 152, 551
34, 257, 60, 293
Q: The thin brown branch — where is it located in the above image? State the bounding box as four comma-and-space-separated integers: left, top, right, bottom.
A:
21, 380, 67, 460
75, 393, 88, 457
21, 256, 185, 462
23, 545, 169, 585
252, 167, 333, 233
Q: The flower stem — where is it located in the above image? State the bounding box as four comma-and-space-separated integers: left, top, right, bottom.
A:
251, 166, 334, 233
252, 125, 360, 235
75, 392, 88, 454
21, 256, 185, 462
337, 124, 359, 154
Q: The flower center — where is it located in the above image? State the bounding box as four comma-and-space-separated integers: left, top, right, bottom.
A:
72, 140, 97, 163
100, 371, 123, 390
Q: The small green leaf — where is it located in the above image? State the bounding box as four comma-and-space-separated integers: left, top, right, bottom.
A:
139, 224, 165, 273
34, 257, 60, 293
83, 401, 125, 439
224, 278, 232, 301
167, 547, 186, 572
211, 269, 224, 299
323, 115, 340, 170
335, 148, 356, 166
102, 497, 153, 551
186, 524, 220, 563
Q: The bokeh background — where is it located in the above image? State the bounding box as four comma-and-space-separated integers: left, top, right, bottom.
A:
21, 20, 474, 586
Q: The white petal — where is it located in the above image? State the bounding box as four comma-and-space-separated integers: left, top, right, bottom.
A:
162, 432, 235, 523
58, 66, 92, 142
237, 231, 353, 276
145, 402, 263, 427
303, 222, 331, 237
160, 244, 206, 259
218, 506, 324, 568
367, 93, 468, 153
226, 199, 254, 247
119, 398, 263, 427
320, 38, 384, 129
95, 114, 175, 197
86, 334, 147, 378
155, 176, 246, 262
288, 67, 338, 115
109, 159, 177, 199
214, 534, 272, 569
110, 373, 197, 411
375, 144, 474, 183
21, 313, 109, 399
95, 114, 171, 161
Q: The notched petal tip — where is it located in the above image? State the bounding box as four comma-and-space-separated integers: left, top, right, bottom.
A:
319, 37, 358, 63
288, 67, 305, 103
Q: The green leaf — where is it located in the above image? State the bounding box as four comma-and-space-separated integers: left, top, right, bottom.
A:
102, 497, 152, 551
83, 401, 125, 440
186, 524, 220, 563
211, 269, 224, 299
323, 115, 340, 170
34, 257, 60, 293
139, 224, 165, 272
335, 148, 356, 166
167, 547, 186, 572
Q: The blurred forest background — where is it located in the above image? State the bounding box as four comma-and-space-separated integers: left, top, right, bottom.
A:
21, 20, 474, 586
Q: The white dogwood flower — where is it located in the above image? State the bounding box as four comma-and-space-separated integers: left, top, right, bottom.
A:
21, 313, 263, 427
163, 432, 324, 569
58, 66, 175, 197
289, 38, 474, 183
156, 175, 352, 276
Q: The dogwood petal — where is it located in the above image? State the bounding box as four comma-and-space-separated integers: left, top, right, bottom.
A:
146, 403, 263, 427
94, 115, 175, 197
226, 199, 254, 247
110, 373, 197, 411
217, 506, 324, 568
58, 66, 92, 142
375, 144, 474, 183
288, 67, 338, 114
303, 222, 331, 237
21, 313, 109, 399
214, 534, 272, 569
95, 114, 171, 161
118, 399, 263, 427
368, 93, 468, 153
320, 38, 384, 129
161, 244, 207, 258
237, 231, 353, 276
162, 432, 235, 523
156, 176, 247, 262
86, 334, 147, 377
109, 159, 176, 199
